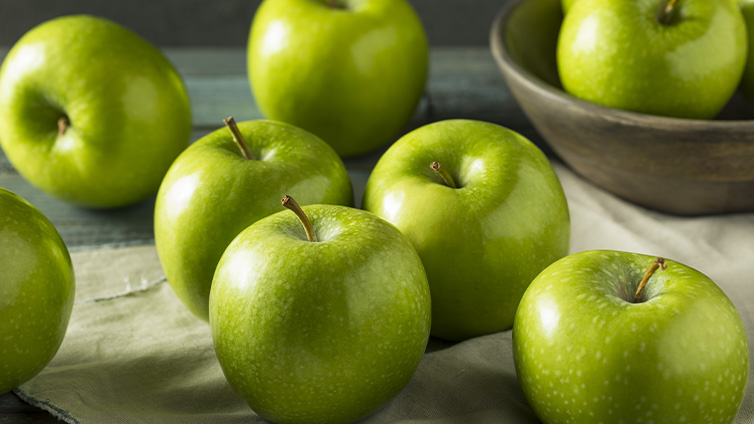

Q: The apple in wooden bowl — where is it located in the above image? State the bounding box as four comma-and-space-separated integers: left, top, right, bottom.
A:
490, 0, 754, 215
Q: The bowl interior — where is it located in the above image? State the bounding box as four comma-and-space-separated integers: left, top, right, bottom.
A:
502, 0, 562, 90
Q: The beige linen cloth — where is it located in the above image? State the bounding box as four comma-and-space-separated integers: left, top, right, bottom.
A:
15, 163, 754, 423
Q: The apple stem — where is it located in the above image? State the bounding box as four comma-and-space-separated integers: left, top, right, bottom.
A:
430, 162, 458, 188
326, 0, 345, 9
282, 195, 317, 242
659, 0, 679, 25
57, 116, 69, 137
634, 257, 667, 302
223, 117, 256, 160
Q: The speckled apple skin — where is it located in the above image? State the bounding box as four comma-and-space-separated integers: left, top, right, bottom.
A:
558, 0, 747, 119
249, 0, 428, 157
0, 188, 75, 394
210, 205, 431, 424
514, 250, 749, 424
362, 119, 570, 341
155, 120, 353, 322
0, 15, 191, 208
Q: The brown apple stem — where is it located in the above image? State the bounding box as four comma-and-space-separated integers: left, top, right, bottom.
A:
430, 162, 457, 188
634, 257, 667, 302
659, 0, 679, 25
326, 0, 345, 9
57, 116, 69, 137
223, 117, 255, 160
282, 195, 317, 242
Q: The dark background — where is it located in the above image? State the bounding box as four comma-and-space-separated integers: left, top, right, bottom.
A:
0, 0, 506, 47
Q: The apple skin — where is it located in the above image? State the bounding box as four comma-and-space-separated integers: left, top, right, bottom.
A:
514, 250, 749, 424
558, 0, 747, 119
248, 0, 428, 157
739, 0, 754, 102
561, 0, 577, 14
0, 15, 191, 208
210, 204, 431, 424
155, 120, 353, 322
0, 188, 75, 394
362, 119, 570, 341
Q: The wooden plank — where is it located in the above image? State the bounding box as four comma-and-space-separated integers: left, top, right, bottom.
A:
0, 169, 372, 250
0, 0, 508, 48
0, 173, 157, 249
0, 393, 55, 424
165, 48, 247, 77
187, 75, 260, 126
173, 47, 538, 137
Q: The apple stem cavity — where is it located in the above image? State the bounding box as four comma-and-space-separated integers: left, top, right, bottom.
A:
223, 116, 256, 160
659, 0, 679, 25
634, 257, 667, 302
282, 195, 318, 242
430, 162, 458, 189
57, 116, 69, 137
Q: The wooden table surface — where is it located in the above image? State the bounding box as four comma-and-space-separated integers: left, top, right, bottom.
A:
0, 46, 544, 422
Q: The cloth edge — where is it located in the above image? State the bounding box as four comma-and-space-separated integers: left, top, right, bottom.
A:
69, 240, 155, 253
75, 276, 167, 306
13, 387, 81, 424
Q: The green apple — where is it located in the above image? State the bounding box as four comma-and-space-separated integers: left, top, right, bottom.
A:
0, 15, 191, 208
739, 0, 754, 101
210, 198, 431, 424
248, 0, 428, 157
514, 250, 749, 424
0, 188, 75, 393
362, 119, 570, 341
558, 0, 747, 119
562, 0, 578, 14
155, 118, 353, 321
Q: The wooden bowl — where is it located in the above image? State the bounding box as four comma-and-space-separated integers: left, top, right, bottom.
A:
490, 0, 754, 215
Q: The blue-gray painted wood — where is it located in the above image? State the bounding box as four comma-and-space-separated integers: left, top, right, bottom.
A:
0, 0, 509, 47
